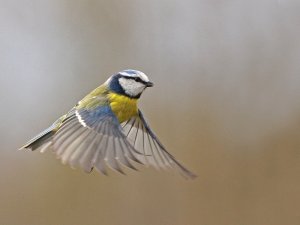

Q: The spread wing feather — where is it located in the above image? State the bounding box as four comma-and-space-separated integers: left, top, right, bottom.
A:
52, 105, 143, 175
122, 110, 197, 179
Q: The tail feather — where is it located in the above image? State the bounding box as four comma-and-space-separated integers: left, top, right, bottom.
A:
19, 124, 57, 151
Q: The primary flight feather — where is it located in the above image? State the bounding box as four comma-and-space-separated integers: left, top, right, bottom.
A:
20, 69, 196, 179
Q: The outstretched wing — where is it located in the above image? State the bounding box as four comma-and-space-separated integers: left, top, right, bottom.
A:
122, 110, 197, 179
52, 104, 143, 175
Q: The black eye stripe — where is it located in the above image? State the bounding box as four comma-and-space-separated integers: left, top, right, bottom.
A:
123, 76, 145, 84
135, 77, 142, 82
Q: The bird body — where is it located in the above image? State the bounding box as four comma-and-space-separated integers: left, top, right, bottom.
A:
76, 85, 138, 123
108, 93, 138, 123
20, 70, 196, 179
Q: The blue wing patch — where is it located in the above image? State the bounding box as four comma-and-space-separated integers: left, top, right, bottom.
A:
76, 105, 116, 130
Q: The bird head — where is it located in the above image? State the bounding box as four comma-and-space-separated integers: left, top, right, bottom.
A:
106, 69, 154, 98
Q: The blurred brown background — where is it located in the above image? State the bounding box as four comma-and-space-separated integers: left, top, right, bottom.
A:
1, 0, 300, 225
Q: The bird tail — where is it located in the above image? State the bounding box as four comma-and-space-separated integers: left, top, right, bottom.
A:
19, 124, 57, 152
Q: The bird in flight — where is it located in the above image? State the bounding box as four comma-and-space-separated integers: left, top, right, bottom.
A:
20, 69, 196, 179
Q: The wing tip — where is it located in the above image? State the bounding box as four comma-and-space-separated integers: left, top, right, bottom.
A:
174, 162, 198, 180
182, 171, 198, 180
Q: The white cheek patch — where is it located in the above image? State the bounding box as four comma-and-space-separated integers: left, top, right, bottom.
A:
119, 77, 146, 97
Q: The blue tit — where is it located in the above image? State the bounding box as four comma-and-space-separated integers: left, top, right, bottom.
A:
20, 69, 196, 179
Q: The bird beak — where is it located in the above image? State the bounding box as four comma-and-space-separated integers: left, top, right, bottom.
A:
146, 81, 154, 87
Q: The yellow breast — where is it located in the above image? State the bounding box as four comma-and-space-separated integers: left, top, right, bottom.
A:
108, 93, 138, 123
